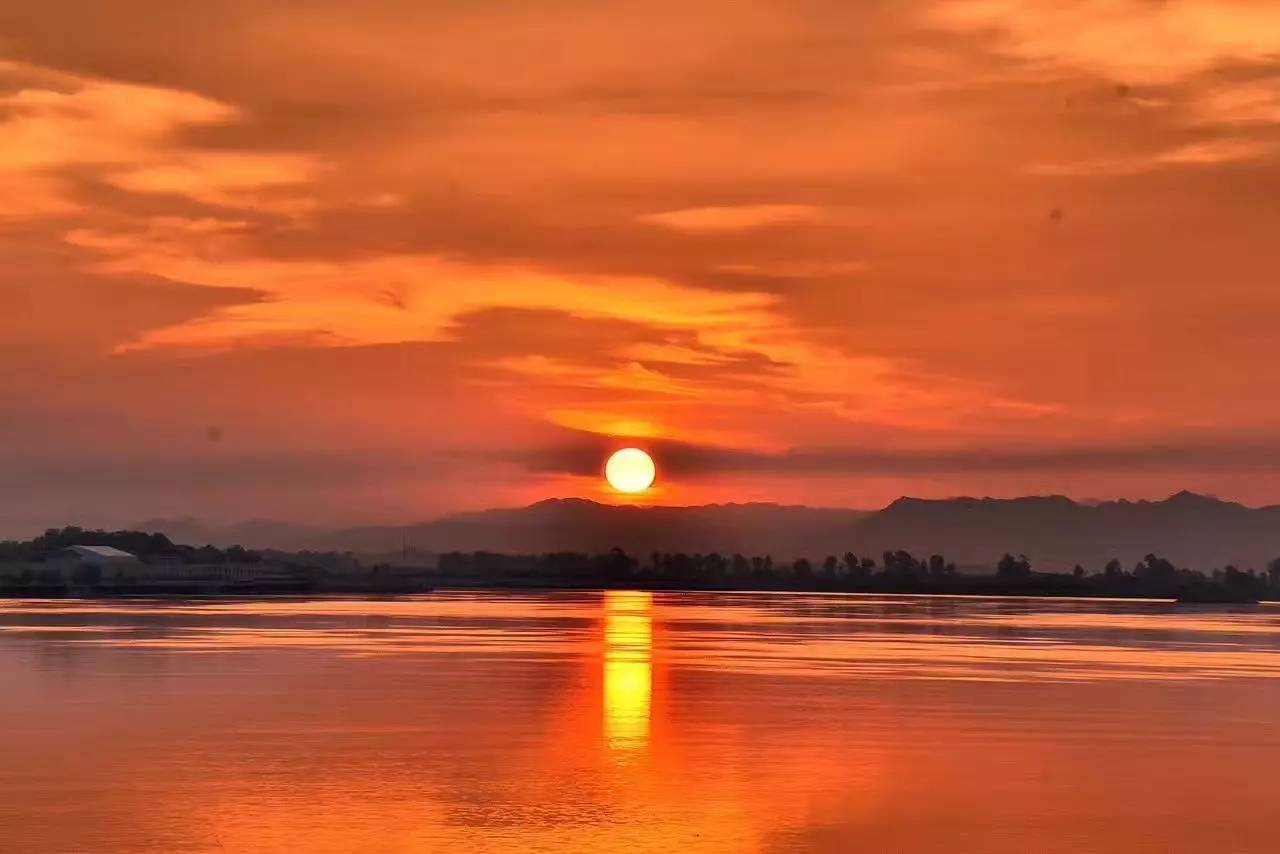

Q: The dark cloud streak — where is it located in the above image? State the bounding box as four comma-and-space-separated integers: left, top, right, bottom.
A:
516, 430, 1280, 478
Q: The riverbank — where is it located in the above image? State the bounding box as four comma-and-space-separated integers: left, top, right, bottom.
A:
3, 574, 1263, 604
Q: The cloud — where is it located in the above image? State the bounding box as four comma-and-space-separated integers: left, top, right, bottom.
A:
522, 430, 1280, 479
62, 214, 1056, 447
0, 60, 322, 217
1154, 138, 1277, 165
1193, 79, 1280, 125
1030, 137, 1277, 175
929, 0, 1280, 84
61, 227, 778, 353
714, 261, 868, 279
0, 172, 80, 218
105, 152, 322, 213
637, 204, 824, 233
0, 73, 235, 171
5, 4, 1280, 523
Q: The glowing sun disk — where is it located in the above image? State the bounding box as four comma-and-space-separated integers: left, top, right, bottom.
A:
605, 448, 656, 493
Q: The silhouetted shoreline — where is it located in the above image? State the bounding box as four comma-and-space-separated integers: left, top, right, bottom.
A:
3, 528, 1274, 604
424, 550, 1267, 604
0, 580, 1264, 604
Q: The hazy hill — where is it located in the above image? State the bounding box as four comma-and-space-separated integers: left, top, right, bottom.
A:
854, 491, 1280, 571
132, 517, 321, 552
137, 501, 868, 558
318, 499, 870, 559
136, 491, 1280, 571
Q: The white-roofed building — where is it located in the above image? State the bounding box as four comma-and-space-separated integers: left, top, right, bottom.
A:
50, 545, 143, 583
6, 545, 313, 592
58, 545, 142, 567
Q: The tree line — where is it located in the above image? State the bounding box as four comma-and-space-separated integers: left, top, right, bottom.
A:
0, 526, 262, 565
4, 526, 1277, 602
437, 548, 1280, 601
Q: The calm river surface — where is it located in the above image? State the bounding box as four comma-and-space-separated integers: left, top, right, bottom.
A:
3, 591, 1280, 853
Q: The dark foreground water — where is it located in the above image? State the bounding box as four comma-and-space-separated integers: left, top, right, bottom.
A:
2, 591, 1280, 853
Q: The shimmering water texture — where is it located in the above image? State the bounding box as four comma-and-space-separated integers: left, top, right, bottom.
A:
2, 591, 1279, 853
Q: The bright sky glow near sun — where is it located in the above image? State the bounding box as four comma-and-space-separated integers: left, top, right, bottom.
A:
3, 1, 1280, 531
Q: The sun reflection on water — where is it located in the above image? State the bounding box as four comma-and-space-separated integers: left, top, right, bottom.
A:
603, 590, 653, 752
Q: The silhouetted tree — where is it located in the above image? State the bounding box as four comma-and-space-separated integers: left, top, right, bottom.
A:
882, 550, 925, 578
996, 553, 1032, 579
1136, 554, 1172, 577
1267, 558, 1280, 588
598, 547, 633, 577
705, 552, 727, 577
928, 554, 951, 577
1223, 565, 1260, 593
71, 564, 102, 585
844, 553, 872, 581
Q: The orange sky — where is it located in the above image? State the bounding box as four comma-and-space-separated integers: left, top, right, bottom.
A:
3, 1, 1280, 531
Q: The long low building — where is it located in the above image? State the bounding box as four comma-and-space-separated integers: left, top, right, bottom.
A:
40, 545, 313, 590
56, 545, 142, 572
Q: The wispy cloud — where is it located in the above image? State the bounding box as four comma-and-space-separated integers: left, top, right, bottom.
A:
929, 0, 1280, 83
637, 204, 824, 233
0, 62, 323, 217
1193, 79, 1280, 125
105, 153, 323, 214
524, 430, 1280, 478
1031, 137, 1277, 175
714, 260, 868, 279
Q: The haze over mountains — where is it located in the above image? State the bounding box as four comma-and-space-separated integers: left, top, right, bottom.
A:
137, 503, 868, 562
134, 491, 1280, 572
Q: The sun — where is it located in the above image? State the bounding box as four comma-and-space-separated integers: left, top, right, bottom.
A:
605, 448, 656, 494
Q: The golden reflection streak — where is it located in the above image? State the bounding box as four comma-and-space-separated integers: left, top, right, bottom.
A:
603, 590, 653, 752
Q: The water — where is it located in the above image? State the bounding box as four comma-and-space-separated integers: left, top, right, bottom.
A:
2, 591, 1280, 853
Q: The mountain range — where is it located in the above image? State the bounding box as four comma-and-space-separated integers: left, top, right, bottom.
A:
135, 491, 1280, 572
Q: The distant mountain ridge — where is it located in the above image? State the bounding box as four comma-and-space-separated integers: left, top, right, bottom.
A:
130, 517, 322, 552
135, 501, 868, 558
317, 499, 870, 560
134, 491, 1280, 571
857, 491, 1280, 570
